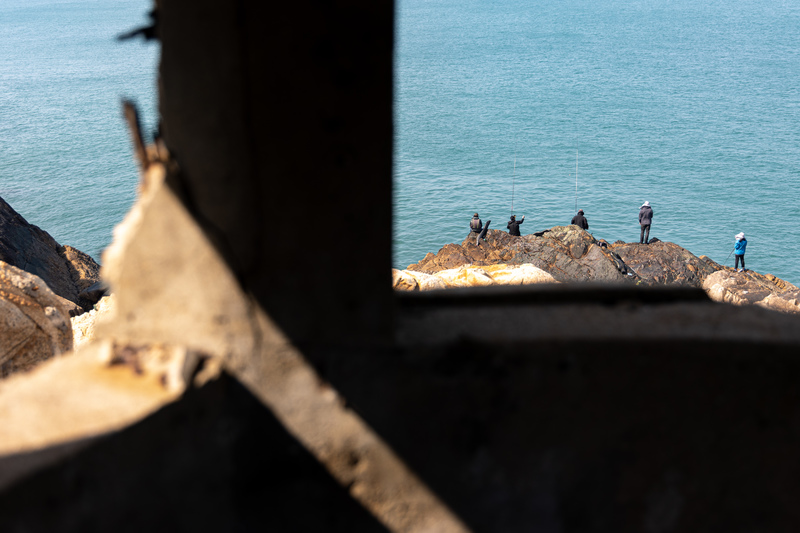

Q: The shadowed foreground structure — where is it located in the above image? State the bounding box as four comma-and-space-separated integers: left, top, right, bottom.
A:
2, 1, 800, 532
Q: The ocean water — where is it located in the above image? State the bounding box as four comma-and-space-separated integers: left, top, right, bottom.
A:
395, 0, 800, 283
2, 1, 798, 285
0, 0, 157, 261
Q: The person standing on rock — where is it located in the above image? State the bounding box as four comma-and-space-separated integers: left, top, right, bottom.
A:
734, 232, 748, 272
507, 214, 525, 236
571, 209, 589, 230
639, 201, 654, 244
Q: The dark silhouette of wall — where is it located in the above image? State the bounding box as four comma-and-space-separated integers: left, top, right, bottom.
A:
158, 0, 394, 347
4, 0, 800, 531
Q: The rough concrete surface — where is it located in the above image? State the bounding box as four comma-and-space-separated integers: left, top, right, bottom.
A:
4, 0, 800, 531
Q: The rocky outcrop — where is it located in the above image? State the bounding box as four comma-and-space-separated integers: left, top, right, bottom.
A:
609, 241, 719, 287
408, 226, 636, 284
703, 270, 800, 313
408, 226, 635, 282
0, 196, 102, 313
393, 264, 557, 290
71, 295, 115, 350
0, 261, 73, 378
408, 226, 795, 291
407, 226, 800, 314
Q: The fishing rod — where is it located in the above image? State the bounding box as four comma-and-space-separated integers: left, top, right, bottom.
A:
511, 141, 517, 216
725, 248, 736, 265
574, 150, 578, 214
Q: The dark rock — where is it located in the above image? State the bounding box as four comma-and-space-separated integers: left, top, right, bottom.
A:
406, 226, 777, 288
610, 241, 719, 288
78, 280, 110, 308
0, 196, 101, 312
408, 226, 631, 283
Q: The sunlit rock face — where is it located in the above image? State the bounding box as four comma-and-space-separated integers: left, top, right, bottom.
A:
70, 295, 116, 350
0, 261, 72, 379
406, 226, 708, 284
393, 264, 556, 291
406, 226, 800, 308
703, 269, 800, 314
408, 226, 629, 283
0, 196, 102, 314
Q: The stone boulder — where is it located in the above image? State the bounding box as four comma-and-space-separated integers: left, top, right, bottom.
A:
406, 226, 795, 291
392, 269, 449, 291
407, 226, 633, 283
703, 269, 800, 313
0, 196, 102, 313
71, 295, 116, 350
610, 241, 719, 288
479, 263, 557, 286
393, 264, 557, 290
0, 261, 73, 379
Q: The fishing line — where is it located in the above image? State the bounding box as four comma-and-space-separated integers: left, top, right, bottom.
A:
574, 150, 579, 214
511, 136, 517, 216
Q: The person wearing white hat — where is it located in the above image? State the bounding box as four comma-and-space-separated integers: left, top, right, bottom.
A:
734, 232, 747, 272
638, 201, 654, 244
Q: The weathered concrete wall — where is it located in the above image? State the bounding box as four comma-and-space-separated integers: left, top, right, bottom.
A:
4, 0, 800, 531
158, 0, 394, 347
0, 373, 388, 532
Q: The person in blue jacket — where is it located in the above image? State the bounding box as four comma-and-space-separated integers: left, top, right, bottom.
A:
734, 232, 747, 272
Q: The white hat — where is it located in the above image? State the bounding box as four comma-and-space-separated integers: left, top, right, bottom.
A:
642, 201, 651, 207
736, 232, 745, 240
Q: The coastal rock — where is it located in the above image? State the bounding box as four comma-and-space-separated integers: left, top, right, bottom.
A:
0, 196, 102, 313
435, 266, 496, 288
406, 226, 782, 290
479, 263, 557, 286
392, 269, 449, 291
758, 290, 800, 314
408, 226, 631, 283
702, 270, 800, 313
392, 269, 418, 291
71, 295, 116, 350
610, 241, 719, 287
0, 261, 73, 378
393, 264, 556, 290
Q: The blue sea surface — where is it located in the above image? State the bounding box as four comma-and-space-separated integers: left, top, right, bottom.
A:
0, 0, 157, 261
395, 0, 800, 283
1, 0, 798, 285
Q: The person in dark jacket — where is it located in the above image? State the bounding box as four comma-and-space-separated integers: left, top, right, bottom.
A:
571, 209, 589, 230
470, 213, 483, 234
507, 214, 525, 236
639, 201, 654, 244
470, 213, 491, 245
734, 232, 747, 272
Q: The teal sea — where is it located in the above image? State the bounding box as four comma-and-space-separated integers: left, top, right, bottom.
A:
0, 0, 157, 260
395, 0, 800, 282
1, 1, 799, 284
